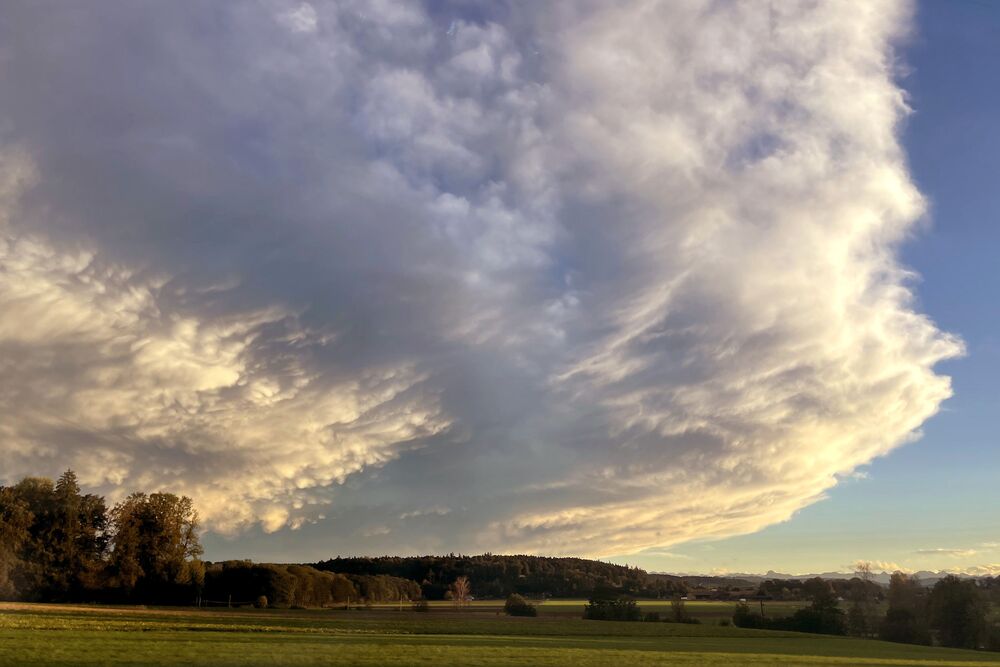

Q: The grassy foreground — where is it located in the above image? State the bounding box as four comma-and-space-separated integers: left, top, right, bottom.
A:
2, 603, 1000, 666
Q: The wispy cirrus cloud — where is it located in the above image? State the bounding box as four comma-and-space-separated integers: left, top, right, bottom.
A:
0, 0, 960, 557
915, 548, 979, 558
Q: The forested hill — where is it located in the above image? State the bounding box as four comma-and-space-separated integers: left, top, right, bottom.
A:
314, 554, 687, 600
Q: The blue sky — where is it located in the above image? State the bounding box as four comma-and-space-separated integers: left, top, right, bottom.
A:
622, 0, 1000, 575
1, 1, 994, 574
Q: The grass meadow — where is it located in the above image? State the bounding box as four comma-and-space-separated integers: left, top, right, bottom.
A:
3, 602, 1000, 666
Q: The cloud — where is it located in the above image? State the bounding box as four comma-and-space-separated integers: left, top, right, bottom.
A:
280, 3, 318, 34
0, 207, 449, 534
0, 1, 961, 557
915, 548, 979, 558
399, 506, 452, 521
953, 564, 1000, 577
636, 547, 693, 560
863, 561, 911, 573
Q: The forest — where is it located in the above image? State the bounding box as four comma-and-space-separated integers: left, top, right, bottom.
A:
315, 554, 688, 600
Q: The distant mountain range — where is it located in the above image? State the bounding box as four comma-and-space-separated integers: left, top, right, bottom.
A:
663, 570, 994, 587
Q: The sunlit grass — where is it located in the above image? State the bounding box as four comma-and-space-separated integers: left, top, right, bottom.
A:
2, 603, 999, 666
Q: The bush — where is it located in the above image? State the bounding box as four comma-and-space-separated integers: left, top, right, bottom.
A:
733, 601, 843, 635
504, 594, 537, 617
583, 595, 642, 622
254, 595, 268, 609
718, 619, 730, 627
733, 602, 764, 629
671, 598, 691, 623
780, 607, 846, 636
782, 609, 842, 634
411, 599, 430, 612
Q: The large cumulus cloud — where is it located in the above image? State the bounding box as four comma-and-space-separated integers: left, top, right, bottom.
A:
0, 0, 960, 557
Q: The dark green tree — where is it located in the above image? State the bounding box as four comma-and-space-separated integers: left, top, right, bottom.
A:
879, 572, 930, 645
887, 571, 924, 612
583, 592, 642, 621
51, 470, 108, 596
504, 593, 537, 617
928, 575, 986, 649
799, 578, 846, 635
0, 486, 33, 599
671, 596, 691, 623
847, 563, 879, 637
880, 608, 932, 645
8, 477, 58, 598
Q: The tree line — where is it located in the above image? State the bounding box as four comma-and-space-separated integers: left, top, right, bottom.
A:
755, 575, 882, 603
876, 571, 999, 650
202, 561, 421, 608
314, 554, 688, 600
738, 571, 1000, 651
0, 472, 432, 607
1, 471, 202, 603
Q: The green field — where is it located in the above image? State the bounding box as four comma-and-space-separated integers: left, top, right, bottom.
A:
2, 602, 999, 666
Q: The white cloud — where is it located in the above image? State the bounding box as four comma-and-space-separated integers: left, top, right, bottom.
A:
400, 506, 452, 521
953, 564, 1000, 577
280, 3, 318, 34
639, 549, 693, 560
0, 1, 961, 557
915, 548, 979, 558
0, 165, 449, 532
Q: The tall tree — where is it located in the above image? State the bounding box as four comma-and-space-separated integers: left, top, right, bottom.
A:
9, 477, 58, 598
847, 562, 879, 638
110, 492, 203, 601
879, 572, 930, 645
51, 470, 108, 597
802, 577, 847, 635
0, 473, 110, 599
0, 486, 32, 599
449, 575, 471, 608
887, 571, 923, 612
53, 470, 82, 568
928, 575, 986, 649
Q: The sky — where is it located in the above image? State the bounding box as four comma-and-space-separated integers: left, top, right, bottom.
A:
0, 1, 994, 575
